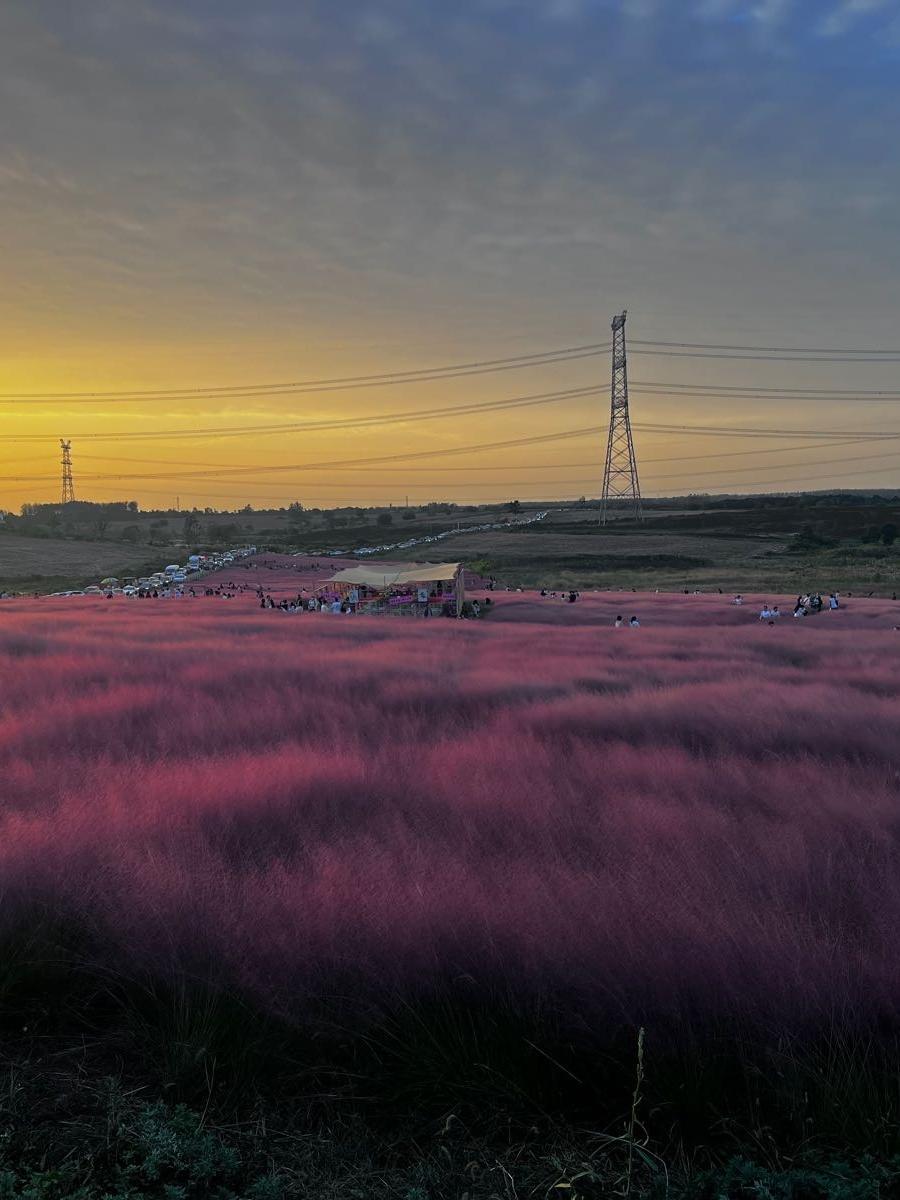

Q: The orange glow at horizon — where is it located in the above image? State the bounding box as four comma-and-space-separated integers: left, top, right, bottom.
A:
4, 330, 897, 514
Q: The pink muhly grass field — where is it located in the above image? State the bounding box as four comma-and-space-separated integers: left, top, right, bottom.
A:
2, 588, 900, 1042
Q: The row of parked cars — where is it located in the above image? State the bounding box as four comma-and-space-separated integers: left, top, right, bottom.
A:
304, 511, 550, 560
47, 545, 258, 597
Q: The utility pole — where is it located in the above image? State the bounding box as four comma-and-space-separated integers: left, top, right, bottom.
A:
600, 311, 642, 525
60, 439, 76, 504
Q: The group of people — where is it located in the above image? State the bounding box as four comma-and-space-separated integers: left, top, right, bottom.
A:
738, 592, 842, 620
614, 615, 641, 628
260, 594, 352, 614
792, 592, 840, 616
540, 589, 581, 603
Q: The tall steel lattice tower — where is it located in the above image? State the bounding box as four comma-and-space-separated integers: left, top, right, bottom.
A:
60, 439, 76, 504
599, 310, 642, 525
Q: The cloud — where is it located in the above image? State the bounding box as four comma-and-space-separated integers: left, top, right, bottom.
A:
750, 0, 793, 31
0, 0, 899, 366
817, 0, 889, 37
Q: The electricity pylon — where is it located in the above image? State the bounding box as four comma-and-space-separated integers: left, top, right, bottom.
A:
60, 439, 76, 504
599, 310, 642, 524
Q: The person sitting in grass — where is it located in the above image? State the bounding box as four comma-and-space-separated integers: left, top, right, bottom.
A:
759, 604, 773, 620
629, 615, 640, 628
614, 615, 624, 628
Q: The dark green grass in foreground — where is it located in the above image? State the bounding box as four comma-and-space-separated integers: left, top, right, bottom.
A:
4, 933, 900, 1198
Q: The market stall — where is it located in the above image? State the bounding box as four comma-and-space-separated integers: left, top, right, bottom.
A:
319, 561, 465, 617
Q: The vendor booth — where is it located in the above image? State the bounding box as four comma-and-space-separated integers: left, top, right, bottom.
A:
319, 562, 465, 617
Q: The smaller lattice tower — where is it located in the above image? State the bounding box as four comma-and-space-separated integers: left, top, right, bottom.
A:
60, 439, 76, 504
599, 310, 642, 525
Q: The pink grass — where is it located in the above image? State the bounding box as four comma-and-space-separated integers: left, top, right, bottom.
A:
2, 582, 900, 1036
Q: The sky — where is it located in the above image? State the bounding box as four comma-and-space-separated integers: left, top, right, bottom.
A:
1, 0, 899, 511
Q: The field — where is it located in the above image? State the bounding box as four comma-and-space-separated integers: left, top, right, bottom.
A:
0, 533, 176, 594
4, 493, 899, 601
439, 502, 900, 593
3, 572, 900, 1194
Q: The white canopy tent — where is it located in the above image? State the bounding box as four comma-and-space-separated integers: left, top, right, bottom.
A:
321, 561, 465, 615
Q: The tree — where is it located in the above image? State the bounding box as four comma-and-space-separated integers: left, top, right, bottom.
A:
93, 519, 109, 540
120, 524, 142, 544
376, 512, 393, 527
881, 523, 898, 547
207, 522, 240, 544
401, 510, 416, 521
183, 513, 200, 541
506, 500, 521, 514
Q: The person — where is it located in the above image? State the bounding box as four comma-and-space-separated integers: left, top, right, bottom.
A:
472, 600, 481, 617
733, 594, 743, 605
308, 596, 317, 612
629, 615, 640, 627
759, 604, 772, 620
614, 615, 624, 628
568, 591, 577, 603
829, 593, 839, 610
772, 606, 780, 618
793, 602, 806, 617
330, 598, 342, 614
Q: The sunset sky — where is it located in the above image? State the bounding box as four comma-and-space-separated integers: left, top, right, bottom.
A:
1, 0, 899, 511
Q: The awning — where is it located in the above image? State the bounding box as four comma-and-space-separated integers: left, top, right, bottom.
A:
323, 562, 461, 589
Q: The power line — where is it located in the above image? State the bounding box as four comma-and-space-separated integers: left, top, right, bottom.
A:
0, 426, 608, 483
0, 342, 611, 402
633, 339, 900, 356
0, 384, 604, 442
8, 426, 900, 488
647, 447, 900, 483
8, 376, 900, 449
631, 349, 900, 363
57, 436, 892, 473
630, 381, 900, 398
3, 334, 900, 405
